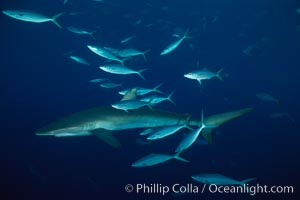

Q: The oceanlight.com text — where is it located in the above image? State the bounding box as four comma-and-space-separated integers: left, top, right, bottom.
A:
124, 183, 294, 196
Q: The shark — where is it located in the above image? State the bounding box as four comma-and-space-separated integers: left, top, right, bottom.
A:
35, 106, 253, 148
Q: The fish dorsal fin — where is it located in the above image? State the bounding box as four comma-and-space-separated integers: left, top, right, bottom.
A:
121, 88, 137, 101
91, 129, 121, 148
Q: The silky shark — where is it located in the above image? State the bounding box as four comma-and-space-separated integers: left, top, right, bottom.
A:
36, 106, 252, 147
36, 88, 252, 148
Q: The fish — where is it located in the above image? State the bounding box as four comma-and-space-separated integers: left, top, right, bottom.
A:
2, 10, 64, 28
87, 45, 126, 65
69, 55, 90, 65
160, 29, 191, 55
119, 83, 163, 96
99, 64, 147, 80
139, 128, 155, 136
140, 90, 176, 105
184, 68, 223, 85
118, 48, 151, 61
89, 78, 108, 83
191, 174, 256, 186
111, 100, 153, 112
297, 8, 300, 14
35, 106, 252, 147
67, 26, 96, 39
175, 110, 206, 153
120, 35, 136, 44
100, 82, 122, 89
256, 92, 279, 104
103, 47, 121, 57
131, 152, 189, 167
147, 115, 192, 140
269, 112, 294, 122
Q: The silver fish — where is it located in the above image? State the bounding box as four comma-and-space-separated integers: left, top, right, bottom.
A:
175, 111, 206, 153
256, 92, 279, 104
87, 45, 126, 65
184, 68, 223, 85
140, 90, 176, 105
119, 83, 163, 96
100, 82, 122, 89
131, 152, 189, 167
160, 29, 191, 55
118, 48, 150, 61
99, 64, 147, 80
191, 173, 256, 186
147, 115, 192, 140
67, 26, 96, 39
69, 55, 90, 65
111, 99, 153, 112
2, 10, 64, 28
120, 35, 136, 44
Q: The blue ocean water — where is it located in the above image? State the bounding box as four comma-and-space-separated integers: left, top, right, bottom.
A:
1, 0, 299, 199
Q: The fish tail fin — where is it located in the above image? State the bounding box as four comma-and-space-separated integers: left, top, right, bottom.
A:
184, 114, 193, 130
174, 152, 190, 163
120, 58, 129, 66
197, 79, 202, 85
199, 110, 214, 144
183, 28, 192, 39
137, 68, 147, 80
146, 103, 154, 111
240, 178, 256, 185
216, 68, 224, 81
167, 90, 176, 105
51, 12, 64, 29
142, 49, 151, 62
89, 31, 97, 39
153, 83, 164, 93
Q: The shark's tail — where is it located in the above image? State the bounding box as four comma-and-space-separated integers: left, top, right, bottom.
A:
51, 12, 64, 29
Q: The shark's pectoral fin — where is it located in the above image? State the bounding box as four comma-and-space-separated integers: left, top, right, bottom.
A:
91, 129, 121, 148
201, 128, 214, 144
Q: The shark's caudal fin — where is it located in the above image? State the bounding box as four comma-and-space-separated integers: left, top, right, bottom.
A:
51, 12, 64, 29
91, 129, 121, 148
200, 107, 254, 144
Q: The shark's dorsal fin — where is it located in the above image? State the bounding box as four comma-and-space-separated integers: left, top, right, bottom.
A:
121, 88, 137, 101
91, 129, 121, 148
